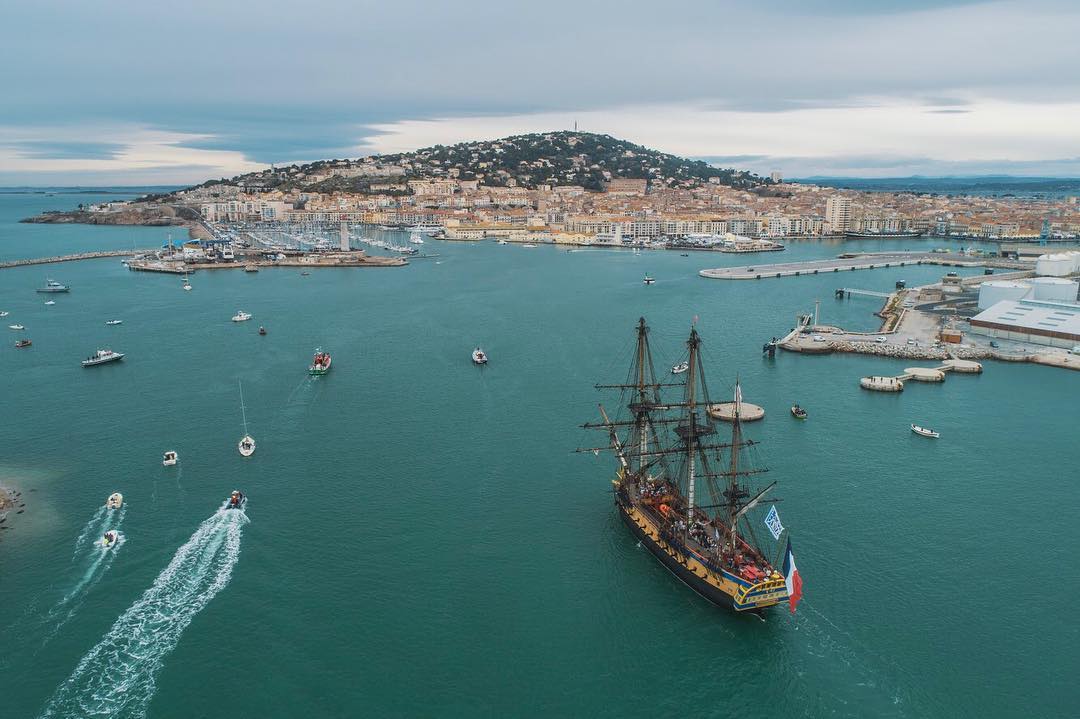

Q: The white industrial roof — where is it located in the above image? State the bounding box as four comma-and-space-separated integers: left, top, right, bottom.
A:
971, 299, 1080, 339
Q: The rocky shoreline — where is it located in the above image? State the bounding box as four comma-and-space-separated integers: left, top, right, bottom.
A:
20, 203, 198, 227
0, 485, 27, 541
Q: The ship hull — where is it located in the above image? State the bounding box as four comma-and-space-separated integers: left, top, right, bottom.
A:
615, 497, 788, 612
617, 502, 738, 609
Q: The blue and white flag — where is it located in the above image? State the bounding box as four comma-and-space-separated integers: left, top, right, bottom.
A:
764, 505, 784, 540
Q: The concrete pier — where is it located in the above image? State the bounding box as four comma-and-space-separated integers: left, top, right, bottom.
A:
0, 249, 150, 270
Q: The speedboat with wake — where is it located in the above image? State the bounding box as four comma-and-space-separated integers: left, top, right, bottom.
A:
106, 492, 123, 509
911, 424, 939, 438
472, 347, 488, 365
309, 349, 332, 375
227, 490, 246, 510
100, 530, 118, 548
105, 319, 123, 326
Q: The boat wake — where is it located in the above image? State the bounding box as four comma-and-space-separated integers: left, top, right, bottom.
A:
46, 507, 126, 630
39, 503, 249, 719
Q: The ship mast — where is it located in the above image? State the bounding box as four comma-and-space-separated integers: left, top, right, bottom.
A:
684, 328, 699, 536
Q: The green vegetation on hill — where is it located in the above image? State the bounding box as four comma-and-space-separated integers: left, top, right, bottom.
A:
172, 131, 766, 196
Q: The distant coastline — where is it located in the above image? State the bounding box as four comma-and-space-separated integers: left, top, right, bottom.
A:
792, 176, 1080, 198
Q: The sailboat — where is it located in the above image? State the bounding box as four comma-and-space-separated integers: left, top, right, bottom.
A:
582, 318, 799, 612
237, 380, 256, 457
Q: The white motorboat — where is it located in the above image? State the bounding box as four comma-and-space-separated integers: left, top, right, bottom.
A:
0, 311, 8, 317
643, 275, 656, 285
237, 380, 256, 456
497, 239, 509, 245
162, 450, 178, 466
522, 243, 537, 248
182, 275, 192, 291
911, 424, 940, 438
9, 324, 24, 330
105, 319, 123, 326
44, 300, 56, 306
232, 311, 252, 322
106, 492, 123, 509
472, 347, 488, 365
409, 233, 425, 245
82, 349, 125, 367
671, 361, 689, 374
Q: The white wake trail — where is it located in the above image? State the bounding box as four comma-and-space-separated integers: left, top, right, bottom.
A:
40, 504, 249, 719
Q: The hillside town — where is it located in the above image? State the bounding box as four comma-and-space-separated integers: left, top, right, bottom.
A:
54, 133, 1080, 246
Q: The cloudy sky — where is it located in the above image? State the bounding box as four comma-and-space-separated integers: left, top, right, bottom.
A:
1, 0, 1078, 184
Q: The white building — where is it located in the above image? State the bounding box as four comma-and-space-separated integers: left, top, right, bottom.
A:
825, 196, 852, 234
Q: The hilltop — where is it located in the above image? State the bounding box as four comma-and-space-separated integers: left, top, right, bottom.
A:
172, 132, 766, 197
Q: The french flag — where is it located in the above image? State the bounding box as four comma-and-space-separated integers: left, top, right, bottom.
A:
782, 539, 803, 614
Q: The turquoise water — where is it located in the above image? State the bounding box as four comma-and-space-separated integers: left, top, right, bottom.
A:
1, 193, 1077, 718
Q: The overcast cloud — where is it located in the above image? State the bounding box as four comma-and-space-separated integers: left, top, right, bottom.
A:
1, 0, 1078, 183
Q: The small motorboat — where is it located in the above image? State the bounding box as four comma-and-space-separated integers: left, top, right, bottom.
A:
238, 434, 256, 457
643, 275, 655, 285
409, 233, 425, 245
244, 264, 259, 273
227, 490, 246, 510
15, 339, 31, 348
791, 404, 808, 420
37, 279, 70, 293
9, 324, 25, 330
472, 347, 488, 365
0, 311, 8, 317
911, 424, 939, 438
106, 492, 123, 509
680, 253, 689, 257
105, 319, 123, 326
522, 243, 537, 248
671, 361, 689, 375
258, 326, 267, 335
232, 311, 252, 322
182, 275, 192, 291
497, 239, 509, 245
100, 530, 119, 548
82, 349, 125, 367
162, 450, 179, 466
300, 271, 311, 276
44, 300, 56, 306
309, 349, 332, 375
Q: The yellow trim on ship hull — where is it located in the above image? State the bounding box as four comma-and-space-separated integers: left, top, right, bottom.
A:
622, 500, 787, 611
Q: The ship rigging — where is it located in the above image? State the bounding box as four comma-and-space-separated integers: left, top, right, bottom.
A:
581, 317, 800, 612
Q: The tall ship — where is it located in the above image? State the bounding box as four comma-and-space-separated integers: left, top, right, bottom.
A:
584, 318, 801, 613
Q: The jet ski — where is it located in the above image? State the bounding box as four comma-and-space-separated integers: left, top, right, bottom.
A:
101, 530, 118, 548
227, 490, 246, 510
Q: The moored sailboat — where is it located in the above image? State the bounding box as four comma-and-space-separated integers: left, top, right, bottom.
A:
583, 318, 801, 613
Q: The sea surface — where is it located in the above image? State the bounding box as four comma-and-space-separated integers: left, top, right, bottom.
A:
1, 191, 1077, 718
